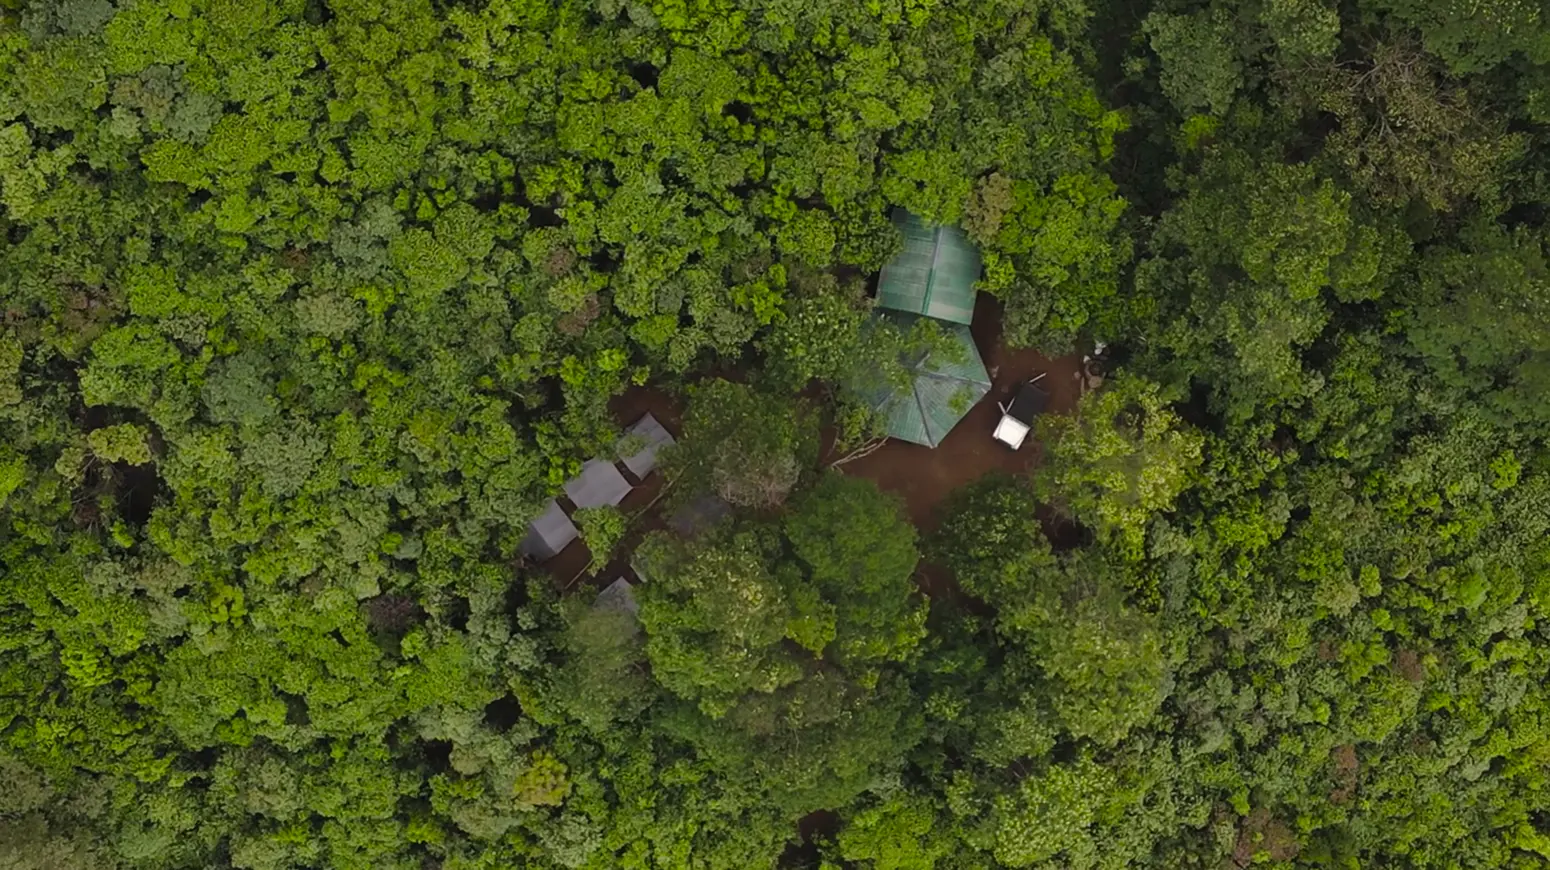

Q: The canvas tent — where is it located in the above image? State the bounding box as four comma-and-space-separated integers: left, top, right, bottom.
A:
520, 499, 580, 561
855, 311, 992, 448
564, 459, 632, 508
619, 413, 675, 478
875, 209, 982, 326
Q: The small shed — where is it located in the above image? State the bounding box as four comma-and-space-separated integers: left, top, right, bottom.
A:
875, 209, 982, 326
855, 312, 992, 448
619, 413, 675, 478
564, 459, 632, 508
993, 376, 1050, 450
520, 500, 580, 561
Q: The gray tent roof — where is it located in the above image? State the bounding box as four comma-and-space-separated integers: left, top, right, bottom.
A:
564, 459, 632, 508
520, 499, 579, 561
594, 577, 640, 618
620, 413, 675, 478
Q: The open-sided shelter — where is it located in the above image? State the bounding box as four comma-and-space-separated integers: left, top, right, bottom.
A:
875, 209, 982, 326
854, 311, 992, 448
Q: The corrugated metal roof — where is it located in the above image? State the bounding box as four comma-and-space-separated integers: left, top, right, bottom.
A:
875, 209, 981, 326
857, 312, 991, 448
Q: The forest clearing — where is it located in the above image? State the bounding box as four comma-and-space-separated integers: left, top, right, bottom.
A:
540, 292, 1085, 593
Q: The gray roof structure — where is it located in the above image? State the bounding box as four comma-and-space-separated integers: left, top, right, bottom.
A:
520, 500, 580, 561
564, 459, 632, 508
620, 413, 676, 478
593, 577, 640, 618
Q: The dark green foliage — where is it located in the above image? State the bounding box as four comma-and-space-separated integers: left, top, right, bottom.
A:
785, 474, 927, 667
663, 378, 819, 509
5, 0, 1550, 866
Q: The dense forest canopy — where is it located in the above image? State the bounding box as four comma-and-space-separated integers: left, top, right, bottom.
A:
2, 0, 1550, 867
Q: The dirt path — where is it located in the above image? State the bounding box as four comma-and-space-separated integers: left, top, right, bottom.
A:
541, 387, 684, 591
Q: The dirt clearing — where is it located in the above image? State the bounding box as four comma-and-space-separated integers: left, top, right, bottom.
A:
537, 292, 1085, 588
831, 293, 1083, 531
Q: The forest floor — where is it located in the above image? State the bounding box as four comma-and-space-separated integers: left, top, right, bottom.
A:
828, 293, 1084, 532
540, 293, 1086, 594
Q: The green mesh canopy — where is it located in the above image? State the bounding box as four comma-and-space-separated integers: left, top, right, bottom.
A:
875, 209, 982, 325
856, 312, 992, 448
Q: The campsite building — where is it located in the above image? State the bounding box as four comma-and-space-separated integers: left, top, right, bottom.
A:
859, 210, 991, 448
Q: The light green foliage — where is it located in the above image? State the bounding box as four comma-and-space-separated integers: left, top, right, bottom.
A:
1291, 40, 1525, 210
1365, 0, 1550, 73
758, 287, 870, 389
1015, 558, 1169, 746
1259, 0, 1341, 57
87, 423, 153, 465
778, 209, 838, 267
574, 505, 627, 574
0, 450, 27, 510
785, 474, 927, 665
1144, 10, 1243, 116
932, 478, 1167, 747
986, 756, 1116, 866
665, 379, 818, 509
514, 750, 571, 807
930, 475, 1055, 606
1401, 219, 1550, 428
4, 0, 1550, 866
636, 530, 804, 716
835, 794, 952, 870
1135, 155, 1394, 421
637, 474, 929, 714
1037, 377, 1205, 557
540, 600, 653, 733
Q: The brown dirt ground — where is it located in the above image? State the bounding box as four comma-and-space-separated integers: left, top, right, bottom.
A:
828, 292, 1083, 532
540, 387, 686, 592
538, 292, 1086, 593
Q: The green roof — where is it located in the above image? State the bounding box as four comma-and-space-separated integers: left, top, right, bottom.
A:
856, 312, 992, 448
875, 209, 982, 325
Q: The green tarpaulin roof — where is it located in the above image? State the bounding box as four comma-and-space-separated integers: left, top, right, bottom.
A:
857, 312, 992, 448
876, 209, 982, 326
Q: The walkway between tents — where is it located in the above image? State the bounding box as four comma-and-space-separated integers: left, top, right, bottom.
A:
536, 294, 1084, 590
